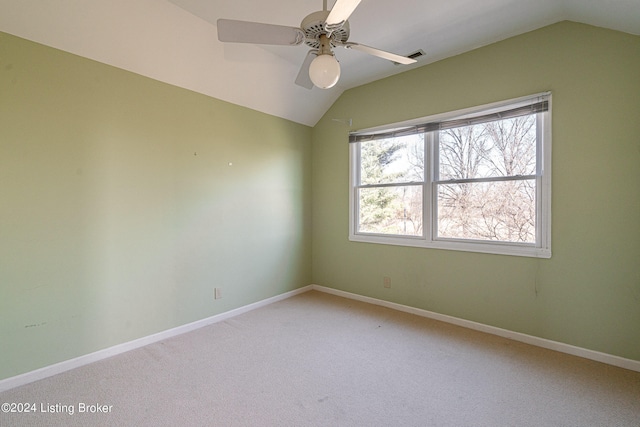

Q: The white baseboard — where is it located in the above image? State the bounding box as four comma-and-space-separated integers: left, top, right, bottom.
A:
2, 282, 637, 393
310, 284, 640, 373
0, 285, 313, 393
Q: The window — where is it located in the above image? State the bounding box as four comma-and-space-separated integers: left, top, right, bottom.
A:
349, 93, 551, 258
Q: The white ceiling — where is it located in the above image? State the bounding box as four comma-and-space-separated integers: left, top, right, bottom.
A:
1, 0, 639, 126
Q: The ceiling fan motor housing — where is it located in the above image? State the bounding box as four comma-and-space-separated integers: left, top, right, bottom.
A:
301, 11, 350, 49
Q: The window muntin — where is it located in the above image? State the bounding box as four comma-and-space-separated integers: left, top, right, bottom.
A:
349, 93, 551, 258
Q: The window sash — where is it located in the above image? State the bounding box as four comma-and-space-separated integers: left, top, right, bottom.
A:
434, 178, 538, 244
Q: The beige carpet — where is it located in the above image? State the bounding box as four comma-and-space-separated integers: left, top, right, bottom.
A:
1, 290, 639, 426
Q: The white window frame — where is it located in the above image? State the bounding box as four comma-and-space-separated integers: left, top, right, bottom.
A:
349, 93, 552, 258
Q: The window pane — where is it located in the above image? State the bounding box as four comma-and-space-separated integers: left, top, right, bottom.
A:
360, 134, 424, 185
437, 179, 536, 243
438, 115, 537, 180
358, 185, 423, 236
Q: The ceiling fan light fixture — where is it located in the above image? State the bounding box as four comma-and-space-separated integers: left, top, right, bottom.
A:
309, 53, 341, 89
217, 0, 416, 90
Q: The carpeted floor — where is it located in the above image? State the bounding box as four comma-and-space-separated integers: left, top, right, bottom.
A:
1, 290, 639, 426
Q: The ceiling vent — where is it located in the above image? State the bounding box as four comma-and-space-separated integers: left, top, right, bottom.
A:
394, 49, 425, 65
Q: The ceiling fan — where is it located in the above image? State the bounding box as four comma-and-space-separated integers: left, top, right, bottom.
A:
217, 0, 417, 89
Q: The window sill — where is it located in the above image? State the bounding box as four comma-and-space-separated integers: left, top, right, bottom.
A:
349, 233, 551, 258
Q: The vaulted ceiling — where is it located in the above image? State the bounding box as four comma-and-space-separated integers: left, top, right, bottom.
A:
1, 0, 639, 126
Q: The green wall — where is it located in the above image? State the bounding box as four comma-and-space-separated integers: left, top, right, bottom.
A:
311, 22, 640, 361
0, 32, 312, 380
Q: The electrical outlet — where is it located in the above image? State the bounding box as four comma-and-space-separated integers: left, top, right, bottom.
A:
214, 288, 222, 300
383, 276, 391, 288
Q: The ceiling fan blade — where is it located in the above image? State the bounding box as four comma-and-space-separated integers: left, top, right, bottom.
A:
325, 0, 362, 30
295, 50, 317, 89
217, 19, 305, 46
341, 42, 417, 64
